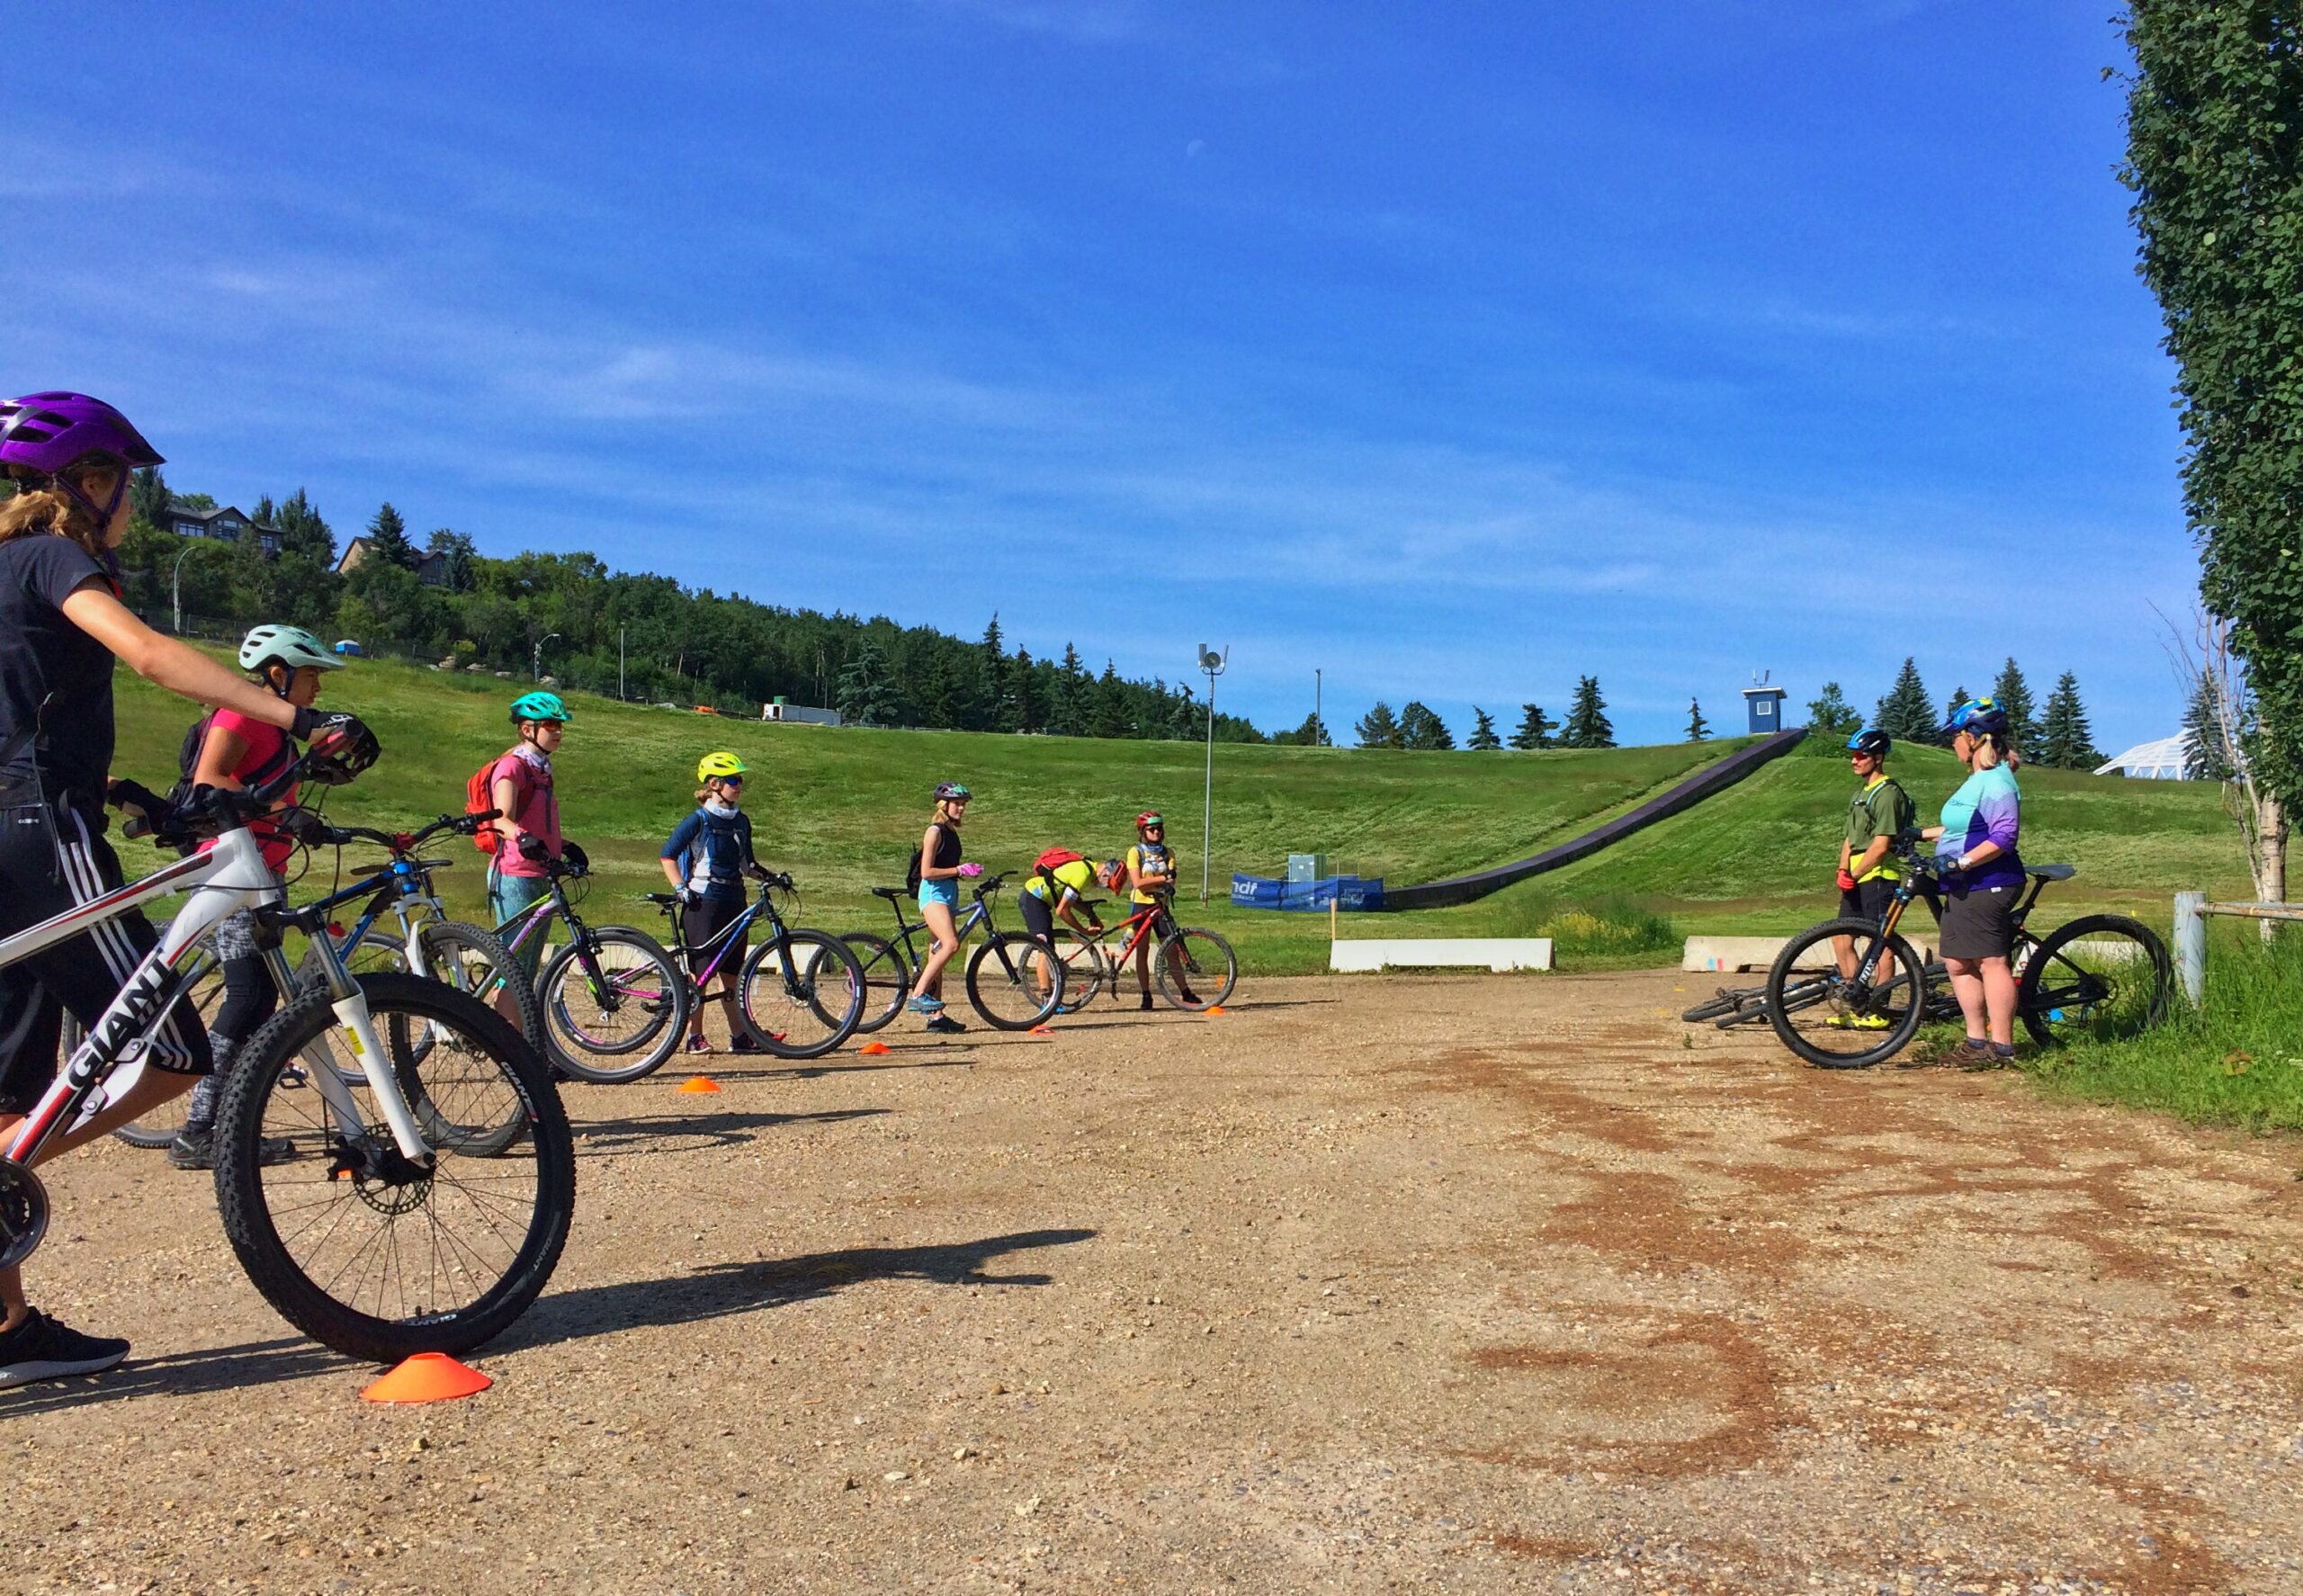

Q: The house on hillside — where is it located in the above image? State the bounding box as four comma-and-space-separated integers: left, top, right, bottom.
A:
336, 536, 452, 587
166, 499, 280, 556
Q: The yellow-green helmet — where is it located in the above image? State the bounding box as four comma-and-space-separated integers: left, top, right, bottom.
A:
697, 750, 748, 783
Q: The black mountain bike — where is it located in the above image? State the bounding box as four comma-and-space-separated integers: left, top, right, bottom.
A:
631, 872, 867, 1069
842, 872, 1065, 1031
1761, 831, 2173, 1069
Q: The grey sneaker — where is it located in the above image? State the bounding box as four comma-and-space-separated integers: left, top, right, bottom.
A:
0, 1309, 129, 1389
168, 1130, 297, 1170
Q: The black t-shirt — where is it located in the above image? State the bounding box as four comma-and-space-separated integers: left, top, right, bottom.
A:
0, 535, 117, 803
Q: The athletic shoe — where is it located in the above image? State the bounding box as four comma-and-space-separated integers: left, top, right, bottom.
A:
906, 995, 945, 1016
167, 1130, 295, 1170
1138, 993, 1155, 1011
0, 1309, 130, 1389
729, 1034, 765, 1054
1934, 1039, 1998, 1070
1824, 1011, 1892, 1031
685, 1034, 710, 1054
924, 1014, 967, 1035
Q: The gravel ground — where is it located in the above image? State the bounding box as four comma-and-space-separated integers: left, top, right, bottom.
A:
4, 969, 2300, 1594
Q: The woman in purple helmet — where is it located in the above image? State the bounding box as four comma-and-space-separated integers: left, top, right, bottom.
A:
0, 392, 374, 1388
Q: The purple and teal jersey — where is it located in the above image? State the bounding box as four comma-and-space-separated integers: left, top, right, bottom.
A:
1936, 766, 2022, 888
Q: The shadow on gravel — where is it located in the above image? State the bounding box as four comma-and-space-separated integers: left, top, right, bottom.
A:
506, 1226, 1098, 1349
691, 1054, 980, 1081
0, 1334, 342, 1415
572, 1106, 888, 1154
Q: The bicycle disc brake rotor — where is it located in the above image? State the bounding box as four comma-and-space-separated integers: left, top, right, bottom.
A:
0, 1160, 51, 1269
326, 1134, 435, 1216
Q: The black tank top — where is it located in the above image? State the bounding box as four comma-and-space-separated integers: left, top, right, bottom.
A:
929, 821, 963, 869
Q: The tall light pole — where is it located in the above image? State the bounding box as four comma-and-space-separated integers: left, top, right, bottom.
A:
618, 625, 626, 701
533, 632, 560, 683
1197, 644, 1228, 902
1315, 668, 1322, 748
170, 541, 196, 633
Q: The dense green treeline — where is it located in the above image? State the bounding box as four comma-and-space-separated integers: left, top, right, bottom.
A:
104, 475, 1270, 743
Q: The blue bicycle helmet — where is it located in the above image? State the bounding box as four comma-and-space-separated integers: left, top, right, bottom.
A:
1943, 696, 2008, 737
510, 691, 569, 724
1845, 727, 1891, 758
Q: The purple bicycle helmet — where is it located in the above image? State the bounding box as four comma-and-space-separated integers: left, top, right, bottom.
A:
0, 392, 165, 533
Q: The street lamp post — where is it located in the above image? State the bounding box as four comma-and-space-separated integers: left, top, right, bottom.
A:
170, 541, 196, 633
1315, 668, 1322, 748
1197, 644, 1228, 902
533, 632, 560, 683
618, 625, 626, 701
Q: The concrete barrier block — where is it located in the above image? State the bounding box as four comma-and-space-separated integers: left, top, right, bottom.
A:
1330, 938, 1554, 973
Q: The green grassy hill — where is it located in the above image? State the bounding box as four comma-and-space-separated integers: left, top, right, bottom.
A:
110, 655, 2246, 972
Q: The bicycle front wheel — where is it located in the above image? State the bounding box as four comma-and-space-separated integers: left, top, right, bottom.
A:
211, 973, 576, 1362
1053, 933, 1107, 1014
840, 933, 912, 1035
2018, 914, 2173, 1046
395, 922, 540, 1157
540, 928, 688, 1084
964, 937, 1065, 1029
741, 931, 865, 1060
1156, 928, 1238, 1011
1764, 918, 1929, 1068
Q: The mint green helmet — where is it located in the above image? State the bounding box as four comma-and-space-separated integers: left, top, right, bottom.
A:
239, 623, 342, 676
510, 690, 569, 724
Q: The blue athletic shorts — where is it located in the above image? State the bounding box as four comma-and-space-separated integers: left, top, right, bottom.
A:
918, 879, 959, 910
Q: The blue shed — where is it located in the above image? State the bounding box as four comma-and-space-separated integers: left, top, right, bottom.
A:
1741, 680, 1788, 734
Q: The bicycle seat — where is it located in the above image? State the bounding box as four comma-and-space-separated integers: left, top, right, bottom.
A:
2027, 863, 2075, 882
871, 885, 907, 901
642, 892, 681, 907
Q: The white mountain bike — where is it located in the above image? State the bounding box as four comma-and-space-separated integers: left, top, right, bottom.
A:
0, 755, 575, 1362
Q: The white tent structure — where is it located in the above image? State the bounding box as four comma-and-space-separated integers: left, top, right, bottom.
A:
2095, 734, 2191, 780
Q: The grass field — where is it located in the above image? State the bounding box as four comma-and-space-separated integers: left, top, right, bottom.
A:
112, 653, 2250, 973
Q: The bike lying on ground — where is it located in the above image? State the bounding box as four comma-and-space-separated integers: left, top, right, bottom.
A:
1758, 832, 2173, 1069
1052, 896, 1238, 1015
629, 871, 867, 1068
4, 752, 575, 1361
844, 872, 1066, 1031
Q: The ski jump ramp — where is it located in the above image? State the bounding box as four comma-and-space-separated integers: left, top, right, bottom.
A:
1377, 727, 1809, 913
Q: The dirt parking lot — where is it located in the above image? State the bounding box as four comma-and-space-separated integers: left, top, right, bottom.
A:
4, 970, 2301, 1594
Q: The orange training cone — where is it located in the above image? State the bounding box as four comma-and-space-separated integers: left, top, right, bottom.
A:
1205, 1005, 1227, 1016
1028, 1025, 1054, 1037
677, 1076, 722, 1093
361, 1352, 491, 1404
858, 1040, 892, 1055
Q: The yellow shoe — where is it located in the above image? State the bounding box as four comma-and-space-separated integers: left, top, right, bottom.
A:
1825, 1010, 1892, 1031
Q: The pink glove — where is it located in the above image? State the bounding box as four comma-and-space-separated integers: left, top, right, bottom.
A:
957, 862, 983, 879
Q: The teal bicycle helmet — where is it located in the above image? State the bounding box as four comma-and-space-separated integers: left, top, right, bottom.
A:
510, 690, 569, 724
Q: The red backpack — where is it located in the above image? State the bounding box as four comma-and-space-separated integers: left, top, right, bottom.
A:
467, 754, 531, 856
1033, 847, 1085, 897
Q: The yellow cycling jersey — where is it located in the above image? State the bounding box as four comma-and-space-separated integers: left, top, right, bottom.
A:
1847, 775, 1915, 883
1024, 856, 1098, 901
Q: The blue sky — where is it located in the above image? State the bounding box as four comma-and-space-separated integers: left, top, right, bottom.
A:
17, 2, 2191, 750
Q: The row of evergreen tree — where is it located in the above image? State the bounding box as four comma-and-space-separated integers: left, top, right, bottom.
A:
1804, 657, 2106, 770
106, 472, 1270, 743
1353, 678, 1624, 751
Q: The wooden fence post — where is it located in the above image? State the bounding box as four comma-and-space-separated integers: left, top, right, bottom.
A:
2173, 891, 2206, 1006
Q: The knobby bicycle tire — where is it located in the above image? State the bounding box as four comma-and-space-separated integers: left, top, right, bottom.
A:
1156, 928, 1238, 1012
841, 933, 912, 1035
211, 973, 576, 1362
1054, 932, 1107, 1013
1681, 985, 1761, 1025
1764, 918, 1930, 1069
2017, 914, 2173, 1047
540, 928, 688, 1083
741, 930, 866, 1059
963, 937, 1065, 1030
